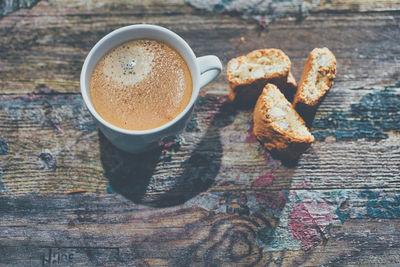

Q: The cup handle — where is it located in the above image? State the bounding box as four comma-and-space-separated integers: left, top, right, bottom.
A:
196, 55, 223, 89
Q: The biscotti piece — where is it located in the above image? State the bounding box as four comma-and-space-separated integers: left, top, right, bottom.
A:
227, 49, 291, 106
253, 84, 314, 160
293, 48, 336, 108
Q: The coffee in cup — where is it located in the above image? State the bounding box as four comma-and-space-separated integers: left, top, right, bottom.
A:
89, 39, 192, 130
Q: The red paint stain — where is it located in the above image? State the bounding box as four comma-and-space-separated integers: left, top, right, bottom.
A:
240, 193, 247, 206
262, 150, 273, 165
245, 124, 257, 143
215, 95, 229, 104
288, 199, 334, 250
204, 96, 229, 119
52, 122, 63, 134
259, 17, 267, 28
199, 91, 207, 97
262, 148, 281, 169
218, 180, 233, 186
252, 171, 275, 187
254, 191, 286, 210
163, 142, 175, 148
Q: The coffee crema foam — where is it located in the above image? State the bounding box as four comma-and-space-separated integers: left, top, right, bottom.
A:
90, 40, 192, 130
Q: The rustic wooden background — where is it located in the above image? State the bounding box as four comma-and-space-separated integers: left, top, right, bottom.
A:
1, 0, 400, 266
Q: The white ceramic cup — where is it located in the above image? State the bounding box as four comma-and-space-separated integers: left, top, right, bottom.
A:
80, 24, 222, 153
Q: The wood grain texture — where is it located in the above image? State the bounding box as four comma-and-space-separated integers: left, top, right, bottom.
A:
0, 87, 399, 197
1, 191, 400, 266
1, 0, 399, 94
1, 0, 400, 266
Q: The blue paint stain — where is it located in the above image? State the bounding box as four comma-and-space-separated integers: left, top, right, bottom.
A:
196, 96, 213, 107
0, 137, 9, 155
0, 95, 97, 134
312, 84, 400, 140
38, 151, 57, 170
258, 226, 275, 245
356, 214, 364, 219
0, 168, 9, 194
213, 0, 234, 13
1, 0, 40, 17
359, 190, 400, 219
335, 208, 349, 224
74, 120, 97, 133
185, 113, 199, 132
282, 190, 289, 201
212, 0, 233, 13
72, 102, 97, 133
106, 184, 115, 194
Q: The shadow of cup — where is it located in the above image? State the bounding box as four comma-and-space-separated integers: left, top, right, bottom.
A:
99, 132, 162, 203
99, 99, 236, 207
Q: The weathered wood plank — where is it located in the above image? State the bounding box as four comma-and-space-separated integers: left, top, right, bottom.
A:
0, 83, 399, 197
1, 189, 400, 266
1, 1, 399, 94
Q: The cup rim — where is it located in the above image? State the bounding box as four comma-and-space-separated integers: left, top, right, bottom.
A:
80, 24, 199, 136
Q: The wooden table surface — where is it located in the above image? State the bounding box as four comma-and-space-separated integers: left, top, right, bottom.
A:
1, 0, 400, 266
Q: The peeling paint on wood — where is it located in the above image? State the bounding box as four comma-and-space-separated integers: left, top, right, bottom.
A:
0, 167, 10, 194
37, 149, 57, 170
359, 190, 400, 219
288, 199, 333, 250
312, 83, 400, 140
0, 0, 40, 17
1, 189, 400, 265
188, 0, 320, 27
0, 93, 96, 134
184, 189, 400, 252
0, 137, 9, 155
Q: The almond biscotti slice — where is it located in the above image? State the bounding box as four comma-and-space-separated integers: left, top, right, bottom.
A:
227, 49, 291, 106
253, 84, 314, 160
293, 47, 336, 110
